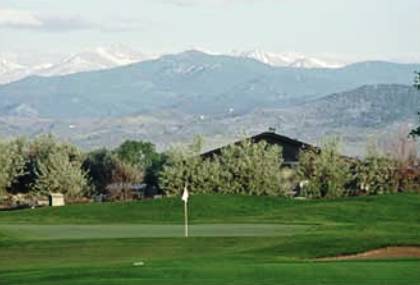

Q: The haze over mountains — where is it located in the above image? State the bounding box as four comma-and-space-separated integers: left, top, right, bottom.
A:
0, 49, 419, 154
0, 46, 358, 85
0, 46, 155, 84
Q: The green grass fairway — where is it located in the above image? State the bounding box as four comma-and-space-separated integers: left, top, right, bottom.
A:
0, 193, 419, 284
0, 224, 312, 240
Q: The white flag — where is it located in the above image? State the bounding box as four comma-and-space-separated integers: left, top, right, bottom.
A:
181, 185, 189, 203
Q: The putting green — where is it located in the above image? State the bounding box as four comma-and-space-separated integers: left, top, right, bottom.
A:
0, 224, 313, 240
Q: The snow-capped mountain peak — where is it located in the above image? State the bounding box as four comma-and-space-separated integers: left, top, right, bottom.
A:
38, 46, 153, 76
0, 57, 30, 84
0, 58, 25, 75
234, 49, 344, 69
0, 46, 156, 84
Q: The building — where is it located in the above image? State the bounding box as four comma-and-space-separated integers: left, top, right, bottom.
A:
49, 193, 65, 207
201, 131, 316, 166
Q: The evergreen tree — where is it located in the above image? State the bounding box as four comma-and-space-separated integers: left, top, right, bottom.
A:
82, 149, 115, 195
34, 150, 88, 199
0, 139, 26, 197
29, 135, 89, 199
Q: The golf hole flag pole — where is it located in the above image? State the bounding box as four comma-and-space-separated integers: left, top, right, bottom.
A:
181, 185, 189, 238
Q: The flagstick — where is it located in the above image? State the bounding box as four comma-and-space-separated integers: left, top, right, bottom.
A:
184, 200, 189, 238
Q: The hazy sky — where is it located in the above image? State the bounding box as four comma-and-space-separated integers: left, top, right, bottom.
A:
1, 0, 419, 61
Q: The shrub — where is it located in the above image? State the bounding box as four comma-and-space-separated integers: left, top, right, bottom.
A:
354, 146, 399, 195
159, 137, 294, 197
298, 138, 352, 199
159, 137, 204, 195
217, 140, 291, 196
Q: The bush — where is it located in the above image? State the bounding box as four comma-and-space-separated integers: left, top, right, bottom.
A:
298, 138, 352, 199
159, 137, 204, 195
354, 146, 399, 195
159, 137, 295, 197
395, 163, 420, 193
217, 140, 291, 196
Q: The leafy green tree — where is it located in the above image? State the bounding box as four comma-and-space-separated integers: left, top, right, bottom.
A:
115, 140, 159, 169
115, 140, 164, 187
0, 139, 26, 197
298, 138, 352, 199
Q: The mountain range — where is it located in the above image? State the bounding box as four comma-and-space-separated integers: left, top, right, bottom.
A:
0, 50, 419, 154
233, 49, 344, 68
0, 46, 154, 84
0, 47, 351, 85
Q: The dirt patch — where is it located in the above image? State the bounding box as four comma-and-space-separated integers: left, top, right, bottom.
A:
318, 246, 420, 261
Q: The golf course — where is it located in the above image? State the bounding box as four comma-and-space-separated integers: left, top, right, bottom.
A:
0, 193, 419, 285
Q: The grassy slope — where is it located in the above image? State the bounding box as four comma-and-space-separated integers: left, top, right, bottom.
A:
1, 193, 419, 225
0, 193, 419, 285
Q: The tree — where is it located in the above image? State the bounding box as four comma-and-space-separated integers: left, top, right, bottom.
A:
28, 135, 89, 199
115, 140, 164, 187
115, 140, 159, 169
298, 138, 352, 199
82, 149, 115, 195
0, 139, 26, 197
107, 158, 143, 201
410, 72, 420, 137
83, 148, 146, 199
34, 150, 89, 199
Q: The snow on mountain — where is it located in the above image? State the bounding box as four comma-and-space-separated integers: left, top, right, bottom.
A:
0, 58, 30, 84
234, 49, 344, 69
0, 58, 25, 74
0, 46, 155, 84
37, 46, 153, 76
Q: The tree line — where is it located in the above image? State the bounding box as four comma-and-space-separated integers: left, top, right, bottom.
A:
0, 132, 419, 208
160, 136, 420, 199
0, 135, 165, 207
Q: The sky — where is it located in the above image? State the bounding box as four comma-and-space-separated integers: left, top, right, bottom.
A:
1, 0, 420, 63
